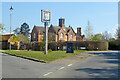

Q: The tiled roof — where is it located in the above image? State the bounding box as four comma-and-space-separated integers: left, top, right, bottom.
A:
52, 26, 61, 33
2, 34, 14, 41
34, 25, 75, 35
34, 26, 50, 34
51, 25, 71, 34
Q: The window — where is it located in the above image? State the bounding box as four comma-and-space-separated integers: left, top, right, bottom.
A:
34, 33, 36, 38
42, 35, 43, 40
70, 34, 73, 39
61, 33, 63, 38
63, 29, 66, 31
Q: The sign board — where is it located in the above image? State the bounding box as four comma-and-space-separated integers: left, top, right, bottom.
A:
66, 43, 74, 53
41, 10, 51, 22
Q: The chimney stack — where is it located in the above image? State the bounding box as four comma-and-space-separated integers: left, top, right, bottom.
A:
77, 27, 81, 35
59, 18, 65, 28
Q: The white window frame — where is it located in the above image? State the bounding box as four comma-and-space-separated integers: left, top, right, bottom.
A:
61, 33, 63, 38
70, 34, 73, 39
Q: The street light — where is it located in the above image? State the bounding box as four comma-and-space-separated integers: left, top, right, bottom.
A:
9, 6, 13, 51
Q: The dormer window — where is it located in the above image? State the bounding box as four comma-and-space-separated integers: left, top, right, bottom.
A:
70, 34, 73, 39
61, 33, 63, 38
34, 33, 36, 38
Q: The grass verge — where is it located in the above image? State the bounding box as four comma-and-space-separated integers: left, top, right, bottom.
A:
1, 50, 86, 62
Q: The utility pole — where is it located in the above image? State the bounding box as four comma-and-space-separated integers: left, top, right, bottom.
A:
9, 6, 13, 51
41, 10, 51, 54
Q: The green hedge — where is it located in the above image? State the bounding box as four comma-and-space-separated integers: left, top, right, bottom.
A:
109, 40, 120, 50
25, 41, 108, 51
48, 41, 108, 51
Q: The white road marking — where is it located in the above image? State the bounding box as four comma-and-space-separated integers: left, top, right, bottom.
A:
58, 67, 64, 70
43, 72, 53, 76
68, 64, 72, 66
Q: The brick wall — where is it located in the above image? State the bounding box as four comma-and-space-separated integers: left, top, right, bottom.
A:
31, 29, 38, 41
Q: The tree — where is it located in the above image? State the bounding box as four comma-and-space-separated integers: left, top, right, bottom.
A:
20, 23, 30, 37
116, 26, 120, 39
102, 31, 112, 41
13, 27, 20, 35
17, 34, 29, 43
84, 21, 93, 40
39, 34, 50, 50
0, 24, 5, 33
92, 34, 104, 41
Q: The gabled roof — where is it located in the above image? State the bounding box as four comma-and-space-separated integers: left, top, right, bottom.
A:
52, 26, 61, 34
33, 25, 76, 35
50, 24, 72, 34
2, 34, 14, 41
34, 26, 45, 34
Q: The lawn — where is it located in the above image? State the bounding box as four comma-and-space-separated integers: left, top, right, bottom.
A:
1, 50, 86, 62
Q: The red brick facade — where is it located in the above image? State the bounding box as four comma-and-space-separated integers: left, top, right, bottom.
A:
31, 18, 85, 42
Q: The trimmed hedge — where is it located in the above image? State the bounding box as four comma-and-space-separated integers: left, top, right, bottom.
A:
48, 41, 108, 51
2, 41, 108, 51
25, 41, 108, 51
109, 39, 120, 50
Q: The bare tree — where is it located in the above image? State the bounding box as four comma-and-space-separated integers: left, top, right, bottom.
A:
13, 27, 20, 35
0, 24, 5, 34
84, 20, 93, 40
116, 26, 120, 39
102, 31, 112, 41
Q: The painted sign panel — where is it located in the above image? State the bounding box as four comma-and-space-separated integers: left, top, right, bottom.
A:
41, 10, 51, 22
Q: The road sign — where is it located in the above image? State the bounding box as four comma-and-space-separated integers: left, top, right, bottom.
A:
41, 10, 51, 54
41, 10, 51, 22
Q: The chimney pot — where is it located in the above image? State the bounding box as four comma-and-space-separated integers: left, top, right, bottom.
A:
77, 27, 81, 35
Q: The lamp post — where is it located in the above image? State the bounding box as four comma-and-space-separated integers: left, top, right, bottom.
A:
9, 6, 13, 51
41, 10, 51, 54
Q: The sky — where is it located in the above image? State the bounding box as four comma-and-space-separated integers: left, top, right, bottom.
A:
2, 2, 118, 37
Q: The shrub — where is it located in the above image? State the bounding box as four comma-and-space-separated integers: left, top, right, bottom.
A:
109, 40, 120, 50
48, 49, 52, 52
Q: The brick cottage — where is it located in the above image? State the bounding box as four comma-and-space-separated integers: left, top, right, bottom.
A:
31, 18, 85, 42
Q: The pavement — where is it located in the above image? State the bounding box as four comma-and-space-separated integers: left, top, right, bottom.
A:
1, 51, 119, 78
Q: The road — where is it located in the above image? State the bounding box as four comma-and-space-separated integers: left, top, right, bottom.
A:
0, 52, 2, 80
1, 51, 119, 78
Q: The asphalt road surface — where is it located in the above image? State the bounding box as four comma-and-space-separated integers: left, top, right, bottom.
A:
1, 51, 119, 78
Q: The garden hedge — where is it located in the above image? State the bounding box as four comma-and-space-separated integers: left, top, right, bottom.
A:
26, 41, 108, 51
